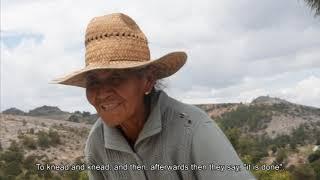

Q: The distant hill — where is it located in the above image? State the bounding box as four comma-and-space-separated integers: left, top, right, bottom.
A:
197, 96, 320, 137
28, 105, 65, 116
2, 107, 26, 116
27, 105, 71, 120
251, 96, 291, 105
2, 106, 97, 123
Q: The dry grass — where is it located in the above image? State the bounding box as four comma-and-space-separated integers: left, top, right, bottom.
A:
0, 114, 92, 164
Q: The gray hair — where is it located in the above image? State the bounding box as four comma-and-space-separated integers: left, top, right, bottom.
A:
133, 66, 167, 91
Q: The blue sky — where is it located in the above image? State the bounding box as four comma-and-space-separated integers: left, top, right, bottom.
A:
1, 32, 43, 48
1, 0, 320, 113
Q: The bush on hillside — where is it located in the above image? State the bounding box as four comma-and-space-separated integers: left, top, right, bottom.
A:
22, 135, 37, 150
0, 140, 24, 178
308, 150, 320, 163
291, 164, 316, 180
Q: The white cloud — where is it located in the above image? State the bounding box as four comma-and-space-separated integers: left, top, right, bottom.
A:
169, 71, 320, 108
275, 76, 320, 107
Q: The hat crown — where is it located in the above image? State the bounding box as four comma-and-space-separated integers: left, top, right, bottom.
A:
84, 13, 150, 66
85, 13, 148, 44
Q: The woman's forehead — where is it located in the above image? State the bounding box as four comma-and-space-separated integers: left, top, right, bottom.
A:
86, 70, 113, 79
86, 69, 135, 79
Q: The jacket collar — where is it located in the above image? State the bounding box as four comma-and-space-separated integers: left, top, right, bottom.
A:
102, 90, 165, 154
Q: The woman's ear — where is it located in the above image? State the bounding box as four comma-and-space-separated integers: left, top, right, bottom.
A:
144, 68, 156, 93
86, 88, 95, 106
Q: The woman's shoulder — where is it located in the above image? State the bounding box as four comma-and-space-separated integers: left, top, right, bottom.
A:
88, 118, 104, 139
160, 91, 213, 127
84, 119, 104, 156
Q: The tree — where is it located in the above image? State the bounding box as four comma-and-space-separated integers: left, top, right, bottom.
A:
305, 0, 320, 16
292, 164, 316, 180
82, 111, 91, 117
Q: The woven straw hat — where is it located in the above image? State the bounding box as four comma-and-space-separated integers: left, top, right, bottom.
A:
52, 13, 187, 88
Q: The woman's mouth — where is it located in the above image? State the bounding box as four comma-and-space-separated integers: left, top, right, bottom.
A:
100, 102, 120, 112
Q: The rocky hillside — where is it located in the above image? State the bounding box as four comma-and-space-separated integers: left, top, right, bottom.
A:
251, 96, 291, 105
0, 113, 91, 179
2, 107, 26, 116
0, 114, 91, 164
2, 105, 97, 123
197, 96, 320, 179
197, 96, 320, 138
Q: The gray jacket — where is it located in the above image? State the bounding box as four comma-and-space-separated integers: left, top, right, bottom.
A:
84, 90, 255, 180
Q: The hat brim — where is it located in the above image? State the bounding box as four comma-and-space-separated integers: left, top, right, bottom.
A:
51, 51, 187, 88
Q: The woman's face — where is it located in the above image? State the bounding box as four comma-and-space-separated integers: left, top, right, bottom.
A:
85, 69, 153, 127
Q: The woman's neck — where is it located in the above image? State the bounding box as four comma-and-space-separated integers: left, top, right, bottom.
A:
119, 100, 150, 147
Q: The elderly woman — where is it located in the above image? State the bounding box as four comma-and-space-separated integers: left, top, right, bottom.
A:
54, 13, 254, 180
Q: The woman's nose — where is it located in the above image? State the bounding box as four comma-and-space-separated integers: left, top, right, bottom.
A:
96, 83, 113, 100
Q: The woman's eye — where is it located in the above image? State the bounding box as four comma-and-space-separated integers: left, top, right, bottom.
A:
87, 81, 99, 88
110, 77, 123, 85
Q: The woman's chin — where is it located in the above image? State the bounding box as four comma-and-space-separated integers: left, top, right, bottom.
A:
99, 113, 123, 127
94, 103, 126, 127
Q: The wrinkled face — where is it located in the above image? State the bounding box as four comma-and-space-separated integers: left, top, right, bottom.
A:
85, 69, 153, 127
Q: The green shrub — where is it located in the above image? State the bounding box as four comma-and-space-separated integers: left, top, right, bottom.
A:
22, 136, 37, 149
218, 105, 272, 132
79, 171, 89, 180
291, 164, 316, 180
0, 140, 24, 178
23, 155, 38, 174
36, 158, 54, 179
3, 161, 23, 177
241, 155, 254, 164
272, 135, 290, 149
224, 128, 241, 149
270, 145, 277, 154
48, 129, 61, 146
37, 130, 61, 148
17, 130, 24, 139
29, 128, 35, 134
291, 125, 308, 145
68, 114, 80, 122
82, 111, 91, 117
308, 150, 320, 163
63, 170, 81, 180
0, 140, 24, 163
289, 142, 297, 150
37, 131, 50, 148
310, 160, 320, 180
275, 149, 287, 165
253, 170, 292, 180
